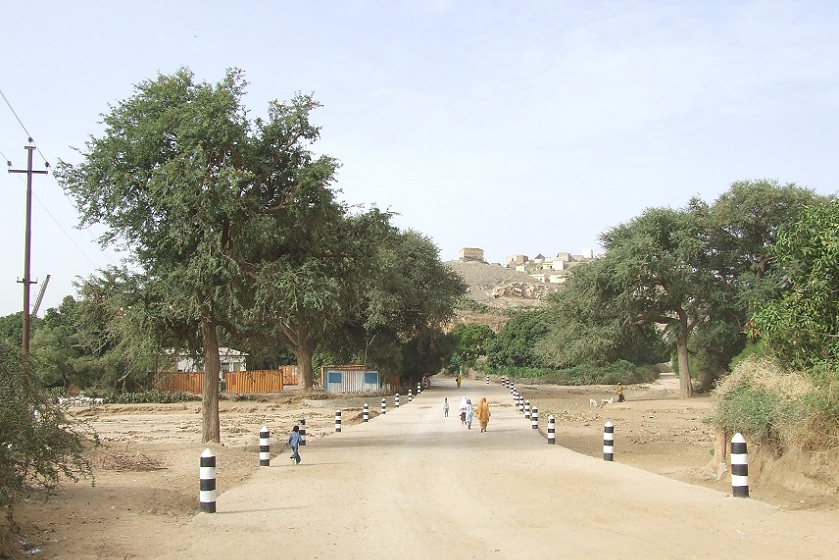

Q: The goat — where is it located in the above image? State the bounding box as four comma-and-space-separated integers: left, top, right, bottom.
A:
589, 398, 599, 407
598, 397, 613, 408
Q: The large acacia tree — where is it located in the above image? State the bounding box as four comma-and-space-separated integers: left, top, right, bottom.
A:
56, 68, 350, 441
594, 206, 723, 398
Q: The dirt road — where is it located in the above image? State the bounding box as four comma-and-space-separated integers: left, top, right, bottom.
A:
151, 378, 838, 559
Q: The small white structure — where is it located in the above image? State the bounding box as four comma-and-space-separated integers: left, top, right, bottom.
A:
322, 366, 381, 393
174, 347, 247, 377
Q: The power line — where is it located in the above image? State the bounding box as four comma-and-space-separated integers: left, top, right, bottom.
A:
2, 86, 115, 270
0, 88, 50, 166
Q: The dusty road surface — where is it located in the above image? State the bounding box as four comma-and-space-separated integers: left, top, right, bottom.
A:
146, 378, 837, 560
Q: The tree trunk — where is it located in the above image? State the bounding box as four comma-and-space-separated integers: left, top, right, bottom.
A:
675, 334, 693, 398
297, 345, 315, 390
201, 319, 221, 443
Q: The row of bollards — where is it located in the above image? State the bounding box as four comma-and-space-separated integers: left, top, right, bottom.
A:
503, 375, 750, 500
200, 385, 425, 513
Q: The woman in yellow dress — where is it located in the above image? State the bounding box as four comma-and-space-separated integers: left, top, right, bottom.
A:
477, 397, 491, 432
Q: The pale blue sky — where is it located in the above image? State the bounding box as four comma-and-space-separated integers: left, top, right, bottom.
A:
2, 1, 838, 317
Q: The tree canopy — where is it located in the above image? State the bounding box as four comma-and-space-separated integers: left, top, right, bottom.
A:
56, 68, 364, 441
521, 180, 828, 396
752, 199, 839, 369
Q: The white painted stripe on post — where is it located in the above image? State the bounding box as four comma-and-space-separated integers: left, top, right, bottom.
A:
199, 448, 217, 513
259, 426, 270, 466
547, 415, 555, 444
603, 421, 615, 461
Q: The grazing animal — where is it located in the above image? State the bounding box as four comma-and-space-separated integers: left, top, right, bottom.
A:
599, 398, 613, 408
589, 398, 599, 407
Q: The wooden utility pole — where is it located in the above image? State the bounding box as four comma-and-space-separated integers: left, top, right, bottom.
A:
8, 140, 48, 353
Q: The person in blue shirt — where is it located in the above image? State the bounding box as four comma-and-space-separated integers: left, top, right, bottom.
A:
288, 425, 301, 465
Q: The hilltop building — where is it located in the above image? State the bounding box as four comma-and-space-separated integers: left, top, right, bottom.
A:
459, 247, 595, 284
458, 247, 486, 262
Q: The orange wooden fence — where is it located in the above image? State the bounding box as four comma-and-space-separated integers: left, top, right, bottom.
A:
225, 370, 283, 393
156, 372, 205, 394
157, 367, 298, 395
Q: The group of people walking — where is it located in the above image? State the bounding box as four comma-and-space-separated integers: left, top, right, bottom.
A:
445, 395, 490, 432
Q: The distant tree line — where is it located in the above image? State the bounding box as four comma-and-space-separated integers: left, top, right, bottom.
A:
450, 180, 837, 400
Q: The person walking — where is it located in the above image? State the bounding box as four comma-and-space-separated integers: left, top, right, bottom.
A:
616, 383, 625, 402
288, 425, 302, 465
459, 397, 468, 424
443, 397, 450, 417
465, 398, 474, 429
456, 374, 462, 389
477, 397, 491, 432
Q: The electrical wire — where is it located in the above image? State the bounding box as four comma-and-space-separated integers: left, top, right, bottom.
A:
0, 87, 50, 166
2, 87, 115, 271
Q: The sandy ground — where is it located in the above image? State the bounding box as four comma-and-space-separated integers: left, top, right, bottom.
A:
11, 374, 839, 559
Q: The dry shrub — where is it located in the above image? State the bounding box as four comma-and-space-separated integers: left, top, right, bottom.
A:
711, 356, 816, 453
714, 355, 814, 398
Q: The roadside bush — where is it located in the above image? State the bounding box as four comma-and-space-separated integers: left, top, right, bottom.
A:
708, 356, 815, 453
484, 360, 657, 386
1, 343, 94, 556
101, 390, 202, 404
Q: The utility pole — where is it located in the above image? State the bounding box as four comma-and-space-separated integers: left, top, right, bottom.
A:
8, 140, 49, 353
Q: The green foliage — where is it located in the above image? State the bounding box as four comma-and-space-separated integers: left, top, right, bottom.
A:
486, 308, 553, 368
0, 343, 94, 508
454, 298, 496, 314
319, 229, 466, 384
100, 390, 201, 404
527, 180, 825, 396
449, 323, 495, 366
534, 261, 669, 368
752, 199, 839, 369
484, 360, 657, 386
728, 339, 769, 374
805, 361, 839, 418
708, 357, 816, 451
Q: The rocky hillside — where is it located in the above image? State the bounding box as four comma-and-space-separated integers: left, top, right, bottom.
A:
446, 260, 561, 331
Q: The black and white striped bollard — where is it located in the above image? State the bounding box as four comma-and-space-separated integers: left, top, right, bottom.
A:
417, 382, 422, 395
531, 406, 538, 429
547, 415, 555, 444
731, 433, 749, 498
259, 426, 270, 466
299, 418, 306, 446
335, 410, 342, 433
381, 398, 387, 415
408, 389, 413, 402
395, 393, 400, 408
486, 375, 490, 384
603, 421, 615, 461
518, 396, 524, 414
363, 403, 369, 422
525, 400, 531, 419
200, 448, 216, 513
